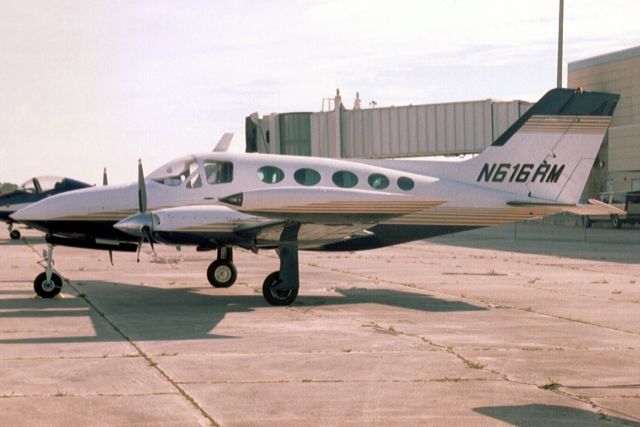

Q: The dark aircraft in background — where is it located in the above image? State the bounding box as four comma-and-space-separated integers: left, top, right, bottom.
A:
0, 176, 90, 239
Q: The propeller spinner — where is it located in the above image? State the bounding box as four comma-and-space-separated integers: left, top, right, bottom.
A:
114, 159, 156, 262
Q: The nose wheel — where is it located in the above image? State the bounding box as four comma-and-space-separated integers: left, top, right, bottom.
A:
34, 243, 63, 298
207, 259, 237, 288
8, 224, 20, 240
33, 271, 62, 298
206, 246, 237, 288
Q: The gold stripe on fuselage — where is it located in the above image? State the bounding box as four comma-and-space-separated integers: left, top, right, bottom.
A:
385, 206, 564, 226
257, 201, 445, 214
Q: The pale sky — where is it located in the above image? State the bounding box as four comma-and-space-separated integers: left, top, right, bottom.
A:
1, 0, 638, 185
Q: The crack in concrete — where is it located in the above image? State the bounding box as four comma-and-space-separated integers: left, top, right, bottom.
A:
63, 279, 219, 427
176, 378, 493, 385
0, 354, 141, 361
364, 317, 640, 423
289, 261, 640, 423
303, 259, 640, 338
0, 392, 179, 399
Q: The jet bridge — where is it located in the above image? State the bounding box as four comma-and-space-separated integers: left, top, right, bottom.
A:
246, 92, 532, 159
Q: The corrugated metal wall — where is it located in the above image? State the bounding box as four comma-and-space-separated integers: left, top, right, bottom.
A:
278, 113, 311, 156
248, 98, 532, 159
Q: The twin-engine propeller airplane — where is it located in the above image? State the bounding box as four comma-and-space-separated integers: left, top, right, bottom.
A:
0, 176, 91, 240
11, 88, 620, 305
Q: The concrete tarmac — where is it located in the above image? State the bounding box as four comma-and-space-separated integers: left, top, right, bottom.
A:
1, 223, 639, 426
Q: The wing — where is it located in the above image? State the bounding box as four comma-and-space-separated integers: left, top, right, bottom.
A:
220, 186, 446, 224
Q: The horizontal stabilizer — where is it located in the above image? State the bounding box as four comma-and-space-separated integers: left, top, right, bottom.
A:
507, 198, 625, 217
563, 198, 626, 216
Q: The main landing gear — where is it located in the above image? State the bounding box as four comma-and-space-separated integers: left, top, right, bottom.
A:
34, 243, 63, 298
262, 242, 299, 306
207, 247, 237, 288
8, 223, 20, 240
205, 242, 300, 306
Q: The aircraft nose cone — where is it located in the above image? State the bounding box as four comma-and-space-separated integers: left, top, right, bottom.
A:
114, 212, 154, 237
10, 203, 43, 222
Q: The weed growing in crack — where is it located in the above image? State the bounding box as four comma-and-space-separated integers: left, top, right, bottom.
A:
539, 377, 560, 390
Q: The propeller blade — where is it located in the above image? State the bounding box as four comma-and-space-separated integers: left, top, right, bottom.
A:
138, 159, 147, 213
136, 235, 143, 263
142, 225, 156, 257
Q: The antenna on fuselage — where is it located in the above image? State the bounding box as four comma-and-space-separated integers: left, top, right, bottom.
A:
213, 133, 234, 152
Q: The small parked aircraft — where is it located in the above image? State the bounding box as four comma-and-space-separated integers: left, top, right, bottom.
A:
12, 88, 620, 305
0, 176, 91, 240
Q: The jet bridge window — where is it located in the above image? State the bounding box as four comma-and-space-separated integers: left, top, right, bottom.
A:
397, 177, 415, 191
257, 166, 285, 184
368, 173, 389, 190
204, 160, 234, 184
332, 171, 358, 188
294, 168, 321, 186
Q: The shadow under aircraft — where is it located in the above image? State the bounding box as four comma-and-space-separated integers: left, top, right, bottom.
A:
0, 280, 484, 344
474, 404, 640, 426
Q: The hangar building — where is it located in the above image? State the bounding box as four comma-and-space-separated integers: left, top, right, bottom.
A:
568, 45, 640, 194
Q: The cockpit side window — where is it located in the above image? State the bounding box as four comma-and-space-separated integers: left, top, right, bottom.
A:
204, 161, 234, 184
149, 156, 202, 188
37, 176, 65, 192
20, 179, 37, 194
185, 162, 202, 189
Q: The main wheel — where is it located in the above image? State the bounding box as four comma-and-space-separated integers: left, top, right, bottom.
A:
9, 229, 20, 240
611, 215, 622, 229
33, 272, 62, 298
582, 215, 592, 228
207, 259, 237, 288
262, 271, 298, 306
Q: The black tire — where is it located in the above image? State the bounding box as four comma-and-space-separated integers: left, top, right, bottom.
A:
206, 259, 237, 288
33, 272, 62, 298
9, 229, 20, 240
582, 216, 592, 228
262, 271, 298, 306
611, 215, 622, 229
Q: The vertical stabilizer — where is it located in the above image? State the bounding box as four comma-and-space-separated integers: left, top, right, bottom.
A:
462, 88, 619, 204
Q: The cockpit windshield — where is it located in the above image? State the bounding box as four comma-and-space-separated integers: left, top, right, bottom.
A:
147, 155, 203, 188
19, 176, 65, 194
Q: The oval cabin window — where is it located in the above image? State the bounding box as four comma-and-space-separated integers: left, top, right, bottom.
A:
294, 168, 321, 186
332, 171, 358, 188
257, 166, 285, 184
368, 173, 389, 189
397, 176, 415, 191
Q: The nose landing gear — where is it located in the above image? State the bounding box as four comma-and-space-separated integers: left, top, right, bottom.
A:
8, 223, 20, 240
207, 247, 237, 288
34, 243, 63, 298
